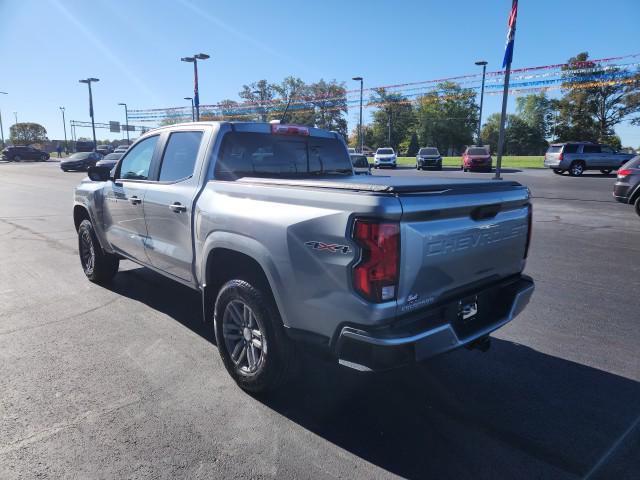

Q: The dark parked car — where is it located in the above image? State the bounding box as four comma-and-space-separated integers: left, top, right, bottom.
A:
60, 152, 102, 171
349, 153, 371, 175
96, 152, 123, 170
613, 155, 640, 217
96, 145, 114, 156
75, 141, 96, 153
544, 142, 635, 176
461, 146, 492, 172
416, 147, 442, 170
2, 145, 50, 162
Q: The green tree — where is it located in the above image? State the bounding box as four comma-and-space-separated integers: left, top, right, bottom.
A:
239, 79, 275, 122
309, 79, 348, 138
480, 113, 501, 154
401, 132, 419, 156
10, 123, 48, 145
415, 82, 477, 155
272, 77, 315, 125
516, 93, 555, 139
369, 88, 414, 151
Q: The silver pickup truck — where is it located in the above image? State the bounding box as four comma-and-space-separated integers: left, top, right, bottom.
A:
73, 122, 534, 392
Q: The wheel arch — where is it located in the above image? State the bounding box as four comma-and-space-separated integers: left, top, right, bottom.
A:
200, 233, 287, 326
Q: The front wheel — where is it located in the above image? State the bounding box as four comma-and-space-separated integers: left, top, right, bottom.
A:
569, 161, 585, 177
600, 169, 612, 175
214, 279, 295, 393
40, 154, 48, 161
78, 219, 119, 283
13, 155, 21, 162
635, 196, 640, 218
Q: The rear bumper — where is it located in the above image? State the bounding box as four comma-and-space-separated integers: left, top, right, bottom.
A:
335, 275, 534, 371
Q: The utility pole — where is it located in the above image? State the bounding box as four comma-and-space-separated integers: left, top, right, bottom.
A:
184, 97, 195, 121
475, 61, 488, 145
118, 103, 130, 144
0, 91, 7, 147
352, 77, 363, 152
181, 53, 210, 121
60, 107, 68, 153
79, 78, 99, 151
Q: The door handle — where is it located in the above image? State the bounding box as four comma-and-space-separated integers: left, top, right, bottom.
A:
169, 202, 187, 213
129, 196, 142, 205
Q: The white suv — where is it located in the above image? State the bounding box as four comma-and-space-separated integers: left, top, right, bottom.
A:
374, 147, 397, 168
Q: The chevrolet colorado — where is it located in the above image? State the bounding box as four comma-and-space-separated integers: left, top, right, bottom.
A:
73, 121, 534, 392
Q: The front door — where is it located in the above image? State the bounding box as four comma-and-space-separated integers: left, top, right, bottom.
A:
143, 130, 204, 282
103, 135, 160, 261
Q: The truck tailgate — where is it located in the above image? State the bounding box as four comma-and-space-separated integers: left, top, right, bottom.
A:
397, 184, 530, 313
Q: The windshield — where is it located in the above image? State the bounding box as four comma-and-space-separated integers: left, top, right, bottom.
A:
215, 132, 352, 179
547, 145, 562, 153
377, 148, 394, 154
419, 148, 439, 156
467, 148, 489, 156
69, 153, 91, 160
104, 153, 122, 160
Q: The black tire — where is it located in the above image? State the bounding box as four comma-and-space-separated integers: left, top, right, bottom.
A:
40, 154, 48, 161
568, 161, 585, 177
416, 164, 421, 170
635, 196, 640, 218
553, 169, 565, 175
214, 279, 295, 393
14, 155, 21, 162
77, 219, 119, 283
600, 169, 612, 175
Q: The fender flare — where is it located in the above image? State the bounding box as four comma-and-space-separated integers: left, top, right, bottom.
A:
198, 231, 289, 327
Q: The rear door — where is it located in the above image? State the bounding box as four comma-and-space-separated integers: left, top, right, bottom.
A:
582, 144, 602, 167
143, 129, 206, 282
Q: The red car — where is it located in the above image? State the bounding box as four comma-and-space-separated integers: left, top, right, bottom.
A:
461, 146, 492, 172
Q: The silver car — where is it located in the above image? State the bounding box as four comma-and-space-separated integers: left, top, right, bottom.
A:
374, 148, 397, 168
544, 142, 635, 176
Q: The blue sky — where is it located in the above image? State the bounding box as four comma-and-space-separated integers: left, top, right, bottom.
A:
0, 0, 638, 146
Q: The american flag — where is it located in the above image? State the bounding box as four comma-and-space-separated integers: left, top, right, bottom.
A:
502, 0, 518, 68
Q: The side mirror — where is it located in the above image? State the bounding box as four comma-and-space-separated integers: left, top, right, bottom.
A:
88, 165, 111, 182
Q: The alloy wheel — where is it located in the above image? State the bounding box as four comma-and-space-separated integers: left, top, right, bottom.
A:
222, 299, 266, 376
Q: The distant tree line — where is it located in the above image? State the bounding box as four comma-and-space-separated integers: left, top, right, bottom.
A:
157, 52, 640, 155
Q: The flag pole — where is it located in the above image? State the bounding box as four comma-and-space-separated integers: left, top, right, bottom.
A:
494, 0, 518, 180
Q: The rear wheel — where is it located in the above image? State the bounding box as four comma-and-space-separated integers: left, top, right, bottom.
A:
600, 169, 612, 175
553, 169, 565, 175
569, 161, 585, 176
635, 196, 640, 217
416, 164, 421, 170
78, 219, 119, 283
13, 155, 21, 162
214, 279, 295, 393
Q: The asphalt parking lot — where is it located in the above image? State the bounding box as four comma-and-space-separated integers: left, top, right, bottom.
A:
1, 161, 639, 479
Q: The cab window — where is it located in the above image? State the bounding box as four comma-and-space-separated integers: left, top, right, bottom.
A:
158, 131, 203, 182
118, 135, 159, 180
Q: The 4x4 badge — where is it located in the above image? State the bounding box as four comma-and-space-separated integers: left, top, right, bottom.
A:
305, 241, 351, 254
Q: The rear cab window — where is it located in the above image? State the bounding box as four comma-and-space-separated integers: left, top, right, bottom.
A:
215, 132, 352, 179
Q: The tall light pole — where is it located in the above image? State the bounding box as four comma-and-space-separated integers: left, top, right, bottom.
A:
475, 60, 488, 145
118, 102, 130, 144
79, 78, 99, 151
352, 77, 363, 152
0, 92, 7, 147
184, 97, 195, 121
59, 107, 68, 153
181, 53, 210, 121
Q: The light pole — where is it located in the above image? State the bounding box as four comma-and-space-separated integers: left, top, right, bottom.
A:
181, 53, 210, 121
59, 107, 68, 153
475, 60, 488, 145
79, 78, 99, 151
352, 77, 363, 152
118, 102, 130, 144
13, 112, 17, 124
0, 92, 7, 147
184, 97, 195, 121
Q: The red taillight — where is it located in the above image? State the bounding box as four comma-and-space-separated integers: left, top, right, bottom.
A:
617, 168, 632, 178
271, 124, 310, 136
352, 219, 400, 302
524, 204, 532, 259
558, 153, 564, 161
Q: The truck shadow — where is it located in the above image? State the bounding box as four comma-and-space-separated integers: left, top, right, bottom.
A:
104, 266, 639, 479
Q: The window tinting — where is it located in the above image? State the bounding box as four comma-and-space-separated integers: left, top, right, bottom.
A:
119, 135, 158, 180
600, 145, 614, 154
468, 148, 489, 155
215, 132, 352, 179
583, 145, 601, 154
377, 148, 394, 154
547, 145, 562, 153
159, 131, 202, 182
419, 148, 439, 155
563, 144, 579, 154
